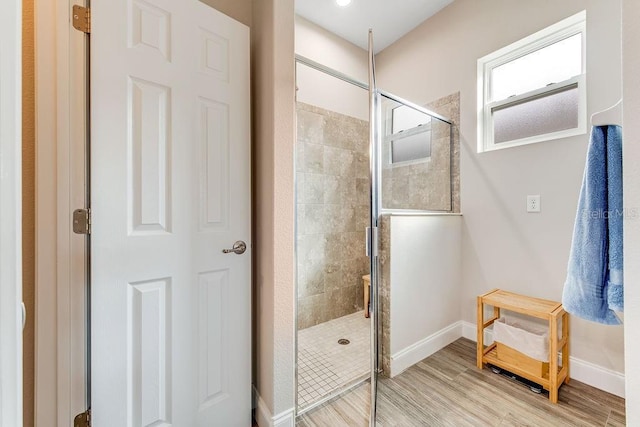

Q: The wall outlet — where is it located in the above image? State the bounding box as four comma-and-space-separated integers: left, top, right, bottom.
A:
527, 195, 541, 213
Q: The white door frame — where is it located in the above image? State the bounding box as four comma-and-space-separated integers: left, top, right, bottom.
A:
0, 0, 23, 425
34, 0, 88, 425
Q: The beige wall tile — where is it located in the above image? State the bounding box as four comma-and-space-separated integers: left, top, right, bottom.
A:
297, 102, 370, 328
304, 143, 324, 173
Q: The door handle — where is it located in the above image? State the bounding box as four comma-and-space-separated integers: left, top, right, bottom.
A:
22, 302, 26, 330
222, 241, 247, 255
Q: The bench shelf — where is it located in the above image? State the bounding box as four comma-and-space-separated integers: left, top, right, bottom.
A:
476, 289, 570, 403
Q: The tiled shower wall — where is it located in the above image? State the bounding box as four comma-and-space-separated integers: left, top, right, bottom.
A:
296, 103, 370, 330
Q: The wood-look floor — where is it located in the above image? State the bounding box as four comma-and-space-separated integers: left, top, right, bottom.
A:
297, 338, 625, 427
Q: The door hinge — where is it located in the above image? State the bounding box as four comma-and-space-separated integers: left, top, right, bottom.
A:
73, 409, 91, 427
72, 5, 91, 34
73, 208, 91, 235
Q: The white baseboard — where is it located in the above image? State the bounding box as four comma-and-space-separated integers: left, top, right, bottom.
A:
253, 386, 295, 427
254, 387, 271, 427
272, 408, 296, 427
569, 356, 626, 398
460, 321, 625, 398
390, 321, 463, 377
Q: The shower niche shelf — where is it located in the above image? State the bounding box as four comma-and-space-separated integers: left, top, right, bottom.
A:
476, 289, 570, 403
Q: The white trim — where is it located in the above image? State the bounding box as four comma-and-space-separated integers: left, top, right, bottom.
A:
481, 77, 587, 152
477, 11, 587, 153
591, 99, 622, 127
569, 356, 626, 398
35, 0, 88, 424
461, 321, 625, 398
390, 321, 462, 377
255, 387, 295, 427
623, 2, 640, 423
273, 408, 296, 427
255, 388, 271, 427
34, 0, 59, 422
385, 106, 433, 167
480, 11, 586, 73
0, 0, 23, 424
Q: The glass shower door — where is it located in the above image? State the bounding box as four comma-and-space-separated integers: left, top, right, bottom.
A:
367, 33, 454, 426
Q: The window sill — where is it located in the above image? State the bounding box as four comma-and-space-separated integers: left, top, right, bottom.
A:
479, 126, 587, 153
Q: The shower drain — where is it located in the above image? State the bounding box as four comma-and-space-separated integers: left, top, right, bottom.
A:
338, 339, 350, 345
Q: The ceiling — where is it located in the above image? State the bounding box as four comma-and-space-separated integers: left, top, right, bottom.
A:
295, 0, 454, 53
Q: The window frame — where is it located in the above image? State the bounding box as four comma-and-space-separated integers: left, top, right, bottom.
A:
384, 106, 433, 167
477, 11, 587, 153
387, 124, 433, 166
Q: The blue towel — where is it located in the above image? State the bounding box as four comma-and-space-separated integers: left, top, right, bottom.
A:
562, 126, 623, 325
606, 126, 624, 312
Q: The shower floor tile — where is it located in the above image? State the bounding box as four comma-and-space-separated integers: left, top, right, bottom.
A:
297, 310, 371, 410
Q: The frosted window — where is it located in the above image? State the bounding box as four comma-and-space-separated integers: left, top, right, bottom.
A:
493, 85, 579, 144
392, 105, 431, 133
491, 33, 582, 102
391, 131, 431, 163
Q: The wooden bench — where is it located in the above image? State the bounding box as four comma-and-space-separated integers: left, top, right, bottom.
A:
477, 289, 570, 403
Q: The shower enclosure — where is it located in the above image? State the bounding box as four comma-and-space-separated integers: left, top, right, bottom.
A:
294, 33, 456, 424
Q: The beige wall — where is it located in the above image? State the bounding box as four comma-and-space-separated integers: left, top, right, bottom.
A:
623, 0, 640, 422
252, 0, 296, 419
377, 0, 625, 376
295, 16, 369, 120
295, 16, 367, 82
199, 0, 251, 26
270, 0, 295, 411
22, 0, 35, 425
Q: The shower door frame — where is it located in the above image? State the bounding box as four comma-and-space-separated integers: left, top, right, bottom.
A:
293, 46, 453, 425
367, 32, 381, 427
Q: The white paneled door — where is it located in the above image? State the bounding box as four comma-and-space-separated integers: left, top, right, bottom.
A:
91, 1, 251, 426
0, 0, 23, 425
